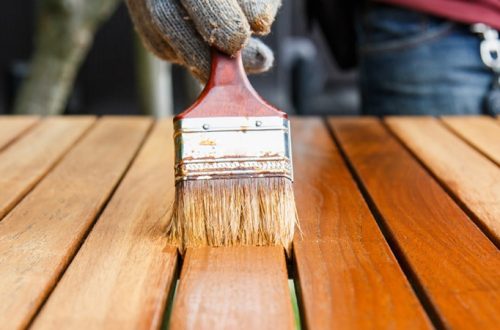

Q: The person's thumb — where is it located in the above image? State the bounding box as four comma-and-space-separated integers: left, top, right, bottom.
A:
242, 38, 274, 74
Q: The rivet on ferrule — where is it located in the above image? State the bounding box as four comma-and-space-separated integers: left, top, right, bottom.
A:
173, 116, 294, 182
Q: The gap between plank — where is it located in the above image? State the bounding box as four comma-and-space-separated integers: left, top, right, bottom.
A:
381, 120, 500, 249
439, 117, 500, 167
162, 251, 185, 329
0, 117, 40, 153
286, 246, 296, 278
24, 119, 155, 328
0, 118, 97, 222
289, 279, 302, 330
323, 118, 446, 330
161, 278, 180, 330
290, 257, 306, 330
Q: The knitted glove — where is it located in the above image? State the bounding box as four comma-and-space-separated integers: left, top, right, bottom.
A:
126, 0, 281, 82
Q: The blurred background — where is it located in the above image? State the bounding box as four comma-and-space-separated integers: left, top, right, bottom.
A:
0, 0, 359, 117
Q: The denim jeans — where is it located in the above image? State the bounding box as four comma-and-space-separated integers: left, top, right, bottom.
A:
358, 4, 496, 115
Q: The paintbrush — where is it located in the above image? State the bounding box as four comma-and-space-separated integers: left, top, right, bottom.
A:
168, 49, 297, 252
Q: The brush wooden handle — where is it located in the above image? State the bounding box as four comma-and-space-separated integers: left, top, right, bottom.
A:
175, 49, 287, 119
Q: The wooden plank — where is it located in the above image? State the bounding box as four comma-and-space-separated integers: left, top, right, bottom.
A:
170, 247, 294, 330
0, 117, 151, 329
441, 116, 500, 166
386, 117, 500, 245
0, 116, 95, 220
329, 117, 500, 329
32, 120, 178, 329
291, 118, 431, 329
0, 116, 39, 151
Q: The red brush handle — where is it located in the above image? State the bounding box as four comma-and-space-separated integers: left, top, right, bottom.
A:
175, 49, 287, 120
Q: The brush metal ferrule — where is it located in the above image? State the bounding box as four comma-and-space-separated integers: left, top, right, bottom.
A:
174, 116, 293, 182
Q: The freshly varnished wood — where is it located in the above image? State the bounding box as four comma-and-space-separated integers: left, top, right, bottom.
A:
170, 247, 294, 330
0, 117, 151, 329
0, 116, 94, 220
441, 116, 500, 166
2, 115, 499, 329
292, 118, 431, 329
386, 117, 500, 245
32, 120, 178, 329
0, 116, 39, 151
330, 118, 500, 329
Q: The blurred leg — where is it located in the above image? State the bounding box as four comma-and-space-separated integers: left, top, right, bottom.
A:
358, 4, 494, 115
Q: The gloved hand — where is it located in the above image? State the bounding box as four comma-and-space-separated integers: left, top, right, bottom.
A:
126, 0, 282, 82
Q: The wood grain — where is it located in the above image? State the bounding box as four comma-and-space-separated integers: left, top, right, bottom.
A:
291, 118, 431, 329
329, 117, 500, 329
0, 117, 151, 329
32, 120, 177, 329
386, 117, 500, 245
0, 116, 39, 151
441, 116, 500, 166
170, 247, 294, 330
0, 116, 94, 220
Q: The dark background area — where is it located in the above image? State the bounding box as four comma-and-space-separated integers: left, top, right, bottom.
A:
0, 0, 359, 116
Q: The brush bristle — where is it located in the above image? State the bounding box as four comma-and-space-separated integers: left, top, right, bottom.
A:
167, 177, 298, 253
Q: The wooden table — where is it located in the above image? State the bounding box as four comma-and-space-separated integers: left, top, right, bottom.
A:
0, 116, 499, 329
